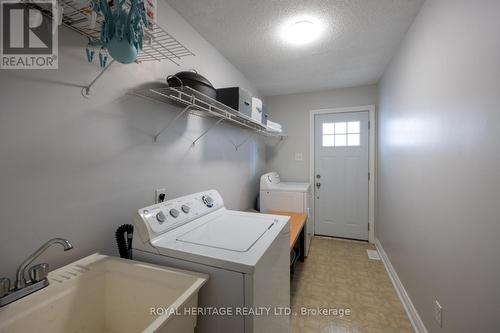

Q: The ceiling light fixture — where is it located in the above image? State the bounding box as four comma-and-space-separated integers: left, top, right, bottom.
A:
282, 19, 322, 45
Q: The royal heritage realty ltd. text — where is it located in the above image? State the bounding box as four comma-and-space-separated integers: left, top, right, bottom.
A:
150, 306, 352, 318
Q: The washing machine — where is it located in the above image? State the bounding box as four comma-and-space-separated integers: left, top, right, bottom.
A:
133, 190, 290, 333
260, 171, 312, 256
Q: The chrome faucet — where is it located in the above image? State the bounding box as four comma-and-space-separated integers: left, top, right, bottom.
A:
15, 238, 73, 289
0, 238, 73, 307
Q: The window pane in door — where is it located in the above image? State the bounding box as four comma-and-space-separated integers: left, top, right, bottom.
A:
322, 121, 361, 147
335, 134, 347, 146
323, 135, 334, 147
323, 123, 335, 135
347, 121, 360, 134
334, 122, 347, 134
347, 134, 360, 146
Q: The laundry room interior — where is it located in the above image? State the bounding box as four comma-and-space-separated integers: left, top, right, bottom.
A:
0, 0, 499, 333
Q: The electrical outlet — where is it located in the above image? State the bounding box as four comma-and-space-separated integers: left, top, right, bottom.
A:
294, 152, 303, 161
434, 300, 443, 327
155, 188, 166, 204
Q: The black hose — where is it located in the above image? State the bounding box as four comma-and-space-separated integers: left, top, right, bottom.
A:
115, 224, 134, 259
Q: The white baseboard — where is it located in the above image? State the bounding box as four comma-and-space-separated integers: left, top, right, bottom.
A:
375, 238, 428, 333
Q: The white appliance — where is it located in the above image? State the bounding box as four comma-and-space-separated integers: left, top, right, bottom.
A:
133, 190, 290, 333
260, 172, 313, 256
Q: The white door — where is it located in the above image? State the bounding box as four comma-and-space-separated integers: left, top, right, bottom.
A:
314, 111, 369, 240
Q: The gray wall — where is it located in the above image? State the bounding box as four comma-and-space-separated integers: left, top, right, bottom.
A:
377, 0, 500, 332
265, 85, 378, 181
0, 1, 265, 281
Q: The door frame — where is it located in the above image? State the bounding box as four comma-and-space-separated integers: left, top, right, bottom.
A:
309, 105, 376, 243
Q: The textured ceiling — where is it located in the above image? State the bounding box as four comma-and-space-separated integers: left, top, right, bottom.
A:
167, 0, 424, 96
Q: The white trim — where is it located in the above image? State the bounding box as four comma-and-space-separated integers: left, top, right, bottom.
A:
309, 105, 376, 243
375, 238, 428, 333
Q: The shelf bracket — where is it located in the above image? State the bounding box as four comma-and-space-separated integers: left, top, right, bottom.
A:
234, 133, 255, 151
81, 60, 116, 98
153, 105, 192, 142
192, 118, 224, 145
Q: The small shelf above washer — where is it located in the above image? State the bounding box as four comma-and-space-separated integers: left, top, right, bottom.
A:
25, 0, 195, 97
128, 86, 287, 141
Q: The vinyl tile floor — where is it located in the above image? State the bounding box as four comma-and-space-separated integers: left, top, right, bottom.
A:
290, 236, 413, 333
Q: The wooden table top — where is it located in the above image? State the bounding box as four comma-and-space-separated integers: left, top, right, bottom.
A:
269, 210, 307, 250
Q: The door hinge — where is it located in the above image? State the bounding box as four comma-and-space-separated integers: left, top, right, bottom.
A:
368, 172, 371, 181
368, 223, 370, 231
368, 121, 371, 130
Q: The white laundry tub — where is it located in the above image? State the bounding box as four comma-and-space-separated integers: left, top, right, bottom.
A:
0, 254, 208, 333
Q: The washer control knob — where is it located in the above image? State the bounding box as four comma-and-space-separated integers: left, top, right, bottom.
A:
156, 211, 166, 223
169, 208, 180, 218
202, 195, 214, 208
181, 205, 190, 213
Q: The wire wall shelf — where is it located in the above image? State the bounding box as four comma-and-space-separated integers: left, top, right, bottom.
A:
128, 86, 287, 143
25, 0, 195, 97
25, 0, 195, 65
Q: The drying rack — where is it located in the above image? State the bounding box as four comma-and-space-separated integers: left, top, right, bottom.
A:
128, 86, 287, 145
25, 0, 195, 95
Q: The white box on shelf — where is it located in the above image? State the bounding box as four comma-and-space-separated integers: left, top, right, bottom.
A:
251, 97, 263, 124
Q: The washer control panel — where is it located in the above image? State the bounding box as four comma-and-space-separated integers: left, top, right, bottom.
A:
260, 171, 281, 189
136, 190, 224, 239
169, 208, 180, 218
156, 211, 166, 223
202, 195, 214, 207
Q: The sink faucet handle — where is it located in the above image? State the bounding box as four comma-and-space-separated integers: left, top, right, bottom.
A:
28, 263, 50, 283
0, 278, 10, 297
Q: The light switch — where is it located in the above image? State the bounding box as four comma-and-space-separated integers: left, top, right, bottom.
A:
294, 152, 303, 161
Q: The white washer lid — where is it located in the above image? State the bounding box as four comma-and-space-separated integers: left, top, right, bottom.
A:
176, 214, 274, 252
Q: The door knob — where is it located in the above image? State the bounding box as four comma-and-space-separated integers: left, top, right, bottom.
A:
316, 182, 321, 189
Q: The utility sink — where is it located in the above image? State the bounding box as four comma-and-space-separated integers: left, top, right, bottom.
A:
0, 254, 208, 333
